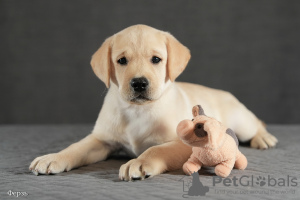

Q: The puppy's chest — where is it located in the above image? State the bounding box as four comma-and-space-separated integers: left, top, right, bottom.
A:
118, 109, 169, 156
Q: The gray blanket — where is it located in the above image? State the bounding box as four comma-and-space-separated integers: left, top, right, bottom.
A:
0, 125, 299, 200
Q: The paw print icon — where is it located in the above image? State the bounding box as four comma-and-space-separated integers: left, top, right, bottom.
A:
256, 176, 266, 186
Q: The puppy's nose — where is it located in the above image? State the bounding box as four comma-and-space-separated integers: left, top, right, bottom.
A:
130, 77, 149, 92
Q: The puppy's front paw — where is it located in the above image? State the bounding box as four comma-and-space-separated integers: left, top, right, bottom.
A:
251, 132, 278, 149
29, 153, 69, 175
119, 158, 162, 181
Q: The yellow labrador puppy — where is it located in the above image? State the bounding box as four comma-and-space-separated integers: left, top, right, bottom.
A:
29, 25, 277, 181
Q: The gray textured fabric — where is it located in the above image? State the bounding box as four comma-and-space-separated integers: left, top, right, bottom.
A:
1, 0, 300, 124
0, 125, 299, 200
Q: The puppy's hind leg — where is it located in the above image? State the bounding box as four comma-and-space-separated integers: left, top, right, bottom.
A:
250, 120, 278, 149
226, 99, 277, 149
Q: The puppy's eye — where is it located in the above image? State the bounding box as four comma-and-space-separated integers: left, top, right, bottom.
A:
117, 57, 128, 65
151, 56, 161, 64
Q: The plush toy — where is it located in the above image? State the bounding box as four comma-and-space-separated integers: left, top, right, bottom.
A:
176, 105, 247, 177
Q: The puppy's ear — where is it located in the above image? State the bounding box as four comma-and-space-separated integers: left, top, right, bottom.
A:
90, 37, 113, 88
192, 105, 205, 117
165, 33, 191, 82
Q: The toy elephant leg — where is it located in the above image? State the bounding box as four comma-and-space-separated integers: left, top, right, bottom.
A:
234, 151, 248, 170
215, 159, 235, 177
183, 158, 202, 175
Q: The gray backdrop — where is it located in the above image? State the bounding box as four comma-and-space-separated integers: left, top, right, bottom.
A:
1, 0, 299, 124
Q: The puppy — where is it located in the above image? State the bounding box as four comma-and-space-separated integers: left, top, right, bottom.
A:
29, 25, 278, 181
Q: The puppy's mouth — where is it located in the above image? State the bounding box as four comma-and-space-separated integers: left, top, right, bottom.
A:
130, 94, 151, 103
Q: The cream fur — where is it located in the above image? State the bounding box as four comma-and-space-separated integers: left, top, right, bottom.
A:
29, 25, 278, 181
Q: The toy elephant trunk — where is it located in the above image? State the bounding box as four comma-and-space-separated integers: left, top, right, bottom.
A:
177, 105, 248, 177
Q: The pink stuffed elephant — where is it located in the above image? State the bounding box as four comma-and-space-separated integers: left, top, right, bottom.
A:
177, 105, 247, 177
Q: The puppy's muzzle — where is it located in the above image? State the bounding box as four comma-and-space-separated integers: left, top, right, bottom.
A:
130, 77, 149, 92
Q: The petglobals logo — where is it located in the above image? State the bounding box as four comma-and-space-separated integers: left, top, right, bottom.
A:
213, 175, 298, 187
179, 172, 210, 197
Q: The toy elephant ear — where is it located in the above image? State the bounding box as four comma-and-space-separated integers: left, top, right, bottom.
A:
192, 105, 205, 117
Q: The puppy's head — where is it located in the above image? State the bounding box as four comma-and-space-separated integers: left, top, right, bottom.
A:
90, 25, 190, 105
